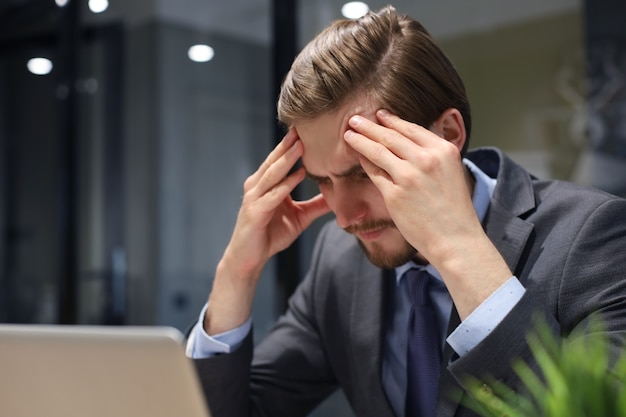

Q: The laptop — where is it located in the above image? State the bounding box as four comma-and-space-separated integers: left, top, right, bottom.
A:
0, 324, 211, 417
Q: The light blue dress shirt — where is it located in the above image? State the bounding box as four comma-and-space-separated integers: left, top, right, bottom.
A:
186, 159, 526, 416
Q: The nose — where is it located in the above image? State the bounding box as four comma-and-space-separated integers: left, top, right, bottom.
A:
329, 183, 368, 229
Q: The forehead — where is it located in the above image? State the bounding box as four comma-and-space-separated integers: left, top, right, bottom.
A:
295, 96, 378, 176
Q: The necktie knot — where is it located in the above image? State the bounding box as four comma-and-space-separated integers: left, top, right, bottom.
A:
406, 268, 433, 307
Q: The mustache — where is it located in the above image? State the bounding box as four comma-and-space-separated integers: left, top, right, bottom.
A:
343, 219, 397, 235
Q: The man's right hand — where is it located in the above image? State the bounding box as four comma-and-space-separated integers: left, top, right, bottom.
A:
204, 128, 331, 335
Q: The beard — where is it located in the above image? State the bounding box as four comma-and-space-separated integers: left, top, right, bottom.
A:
344, 219, 417, 269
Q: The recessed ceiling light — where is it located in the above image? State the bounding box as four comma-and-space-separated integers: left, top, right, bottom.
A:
188, 44, 215, 63
27, 57, 53, 76
88, 0, 109, 13
55, 0, 69, 7
341, 1, 369, 19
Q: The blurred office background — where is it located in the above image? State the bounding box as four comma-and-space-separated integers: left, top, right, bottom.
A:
1, 0, 625, 414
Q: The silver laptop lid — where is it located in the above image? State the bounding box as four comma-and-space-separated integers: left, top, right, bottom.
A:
0, 325, 211, 417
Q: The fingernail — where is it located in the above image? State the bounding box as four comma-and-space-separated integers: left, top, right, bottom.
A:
349, 115, 363, 126
344, 129, 355, 140
377, 109, 390, 117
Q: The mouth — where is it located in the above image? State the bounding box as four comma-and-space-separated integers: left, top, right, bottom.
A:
344, 219, 396, 241
355, 228, 385, 241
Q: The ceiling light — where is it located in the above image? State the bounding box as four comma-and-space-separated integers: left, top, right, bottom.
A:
88, 0, 109, 13
341, 1, 369, 19
188, 44, 215, 63
27, 57, 53, 76
55, 0, 69, 6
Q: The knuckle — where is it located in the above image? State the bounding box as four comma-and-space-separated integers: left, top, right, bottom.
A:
369, 143, 387, 163
395, 169, 412, 184
384, 130, 404, 147
261, 164, 282, 188
405, 123, 421, 138
243, 175, 255, 192
370, 165, 386, 178
420, 151, 439, 172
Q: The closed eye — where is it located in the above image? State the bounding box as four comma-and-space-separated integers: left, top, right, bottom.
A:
305, 165, 370, 186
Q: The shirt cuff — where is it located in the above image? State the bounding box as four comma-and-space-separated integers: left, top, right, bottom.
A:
447, 276, 525, 356
185, 303, 252, 358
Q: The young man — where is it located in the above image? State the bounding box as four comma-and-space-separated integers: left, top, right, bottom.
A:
187, 6, 626, 417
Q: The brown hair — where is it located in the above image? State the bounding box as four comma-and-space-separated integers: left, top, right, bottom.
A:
277, 5, 472, 153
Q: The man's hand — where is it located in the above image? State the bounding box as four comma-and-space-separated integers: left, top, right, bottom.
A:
206, 129, 330, 335
343, 109, 511, 320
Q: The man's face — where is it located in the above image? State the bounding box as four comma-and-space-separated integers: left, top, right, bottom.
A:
296, 97, 416, 269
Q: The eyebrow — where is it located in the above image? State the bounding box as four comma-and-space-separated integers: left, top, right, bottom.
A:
305, 164, 365, 182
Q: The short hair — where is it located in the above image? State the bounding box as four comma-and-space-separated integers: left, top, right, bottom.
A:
277, 5, 472, 153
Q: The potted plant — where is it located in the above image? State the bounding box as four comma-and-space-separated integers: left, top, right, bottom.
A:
466, 318, 626, 417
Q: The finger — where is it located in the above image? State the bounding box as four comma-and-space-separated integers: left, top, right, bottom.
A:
356, 154, 393, 188
375, 109, 440, 148
249, 139, 303, 199
343, 128, 404, 179
255, 166, 306, 211
347, 114, 416, 159
245, 128, 298, 191
294, 193, 332, 229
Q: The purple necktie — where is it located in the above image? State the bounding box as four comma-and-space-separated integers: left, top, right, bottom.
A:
405, 269, 441, 417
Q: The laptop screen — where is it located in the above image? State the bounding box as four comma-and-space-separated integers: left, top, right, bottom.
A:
0, 325, 211, 417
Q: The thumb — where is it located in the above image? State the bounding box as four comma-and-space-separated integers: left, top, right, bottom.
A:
298, 194, 331, 229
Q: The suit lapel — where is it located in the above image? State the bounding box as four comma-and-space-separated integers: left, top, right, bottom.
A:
484, 201, 534, 275
468, 147, 537, 275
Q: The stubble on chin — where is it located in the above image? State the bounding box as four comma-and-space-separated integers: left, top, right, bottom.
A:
356, 238, 416, 269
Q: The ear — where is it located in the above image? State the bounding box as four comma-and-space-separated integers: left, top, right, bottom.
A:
431, 108, 466, 153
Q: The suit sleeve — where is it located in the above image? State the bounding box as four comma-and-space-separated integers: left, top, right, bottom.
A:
448, 196, 626, 395
193, 223, 339, 417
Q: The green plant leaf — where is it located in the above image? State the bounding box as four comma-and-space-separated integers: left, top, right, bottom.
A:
465, 316, 626, 417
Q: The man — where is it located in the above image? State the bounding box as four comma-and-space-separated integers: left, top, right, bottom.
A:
187, 5, 626, 417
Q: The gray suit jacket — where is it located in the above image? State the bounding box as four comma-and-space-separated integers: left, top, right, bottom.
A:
194, 147, 626, 417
